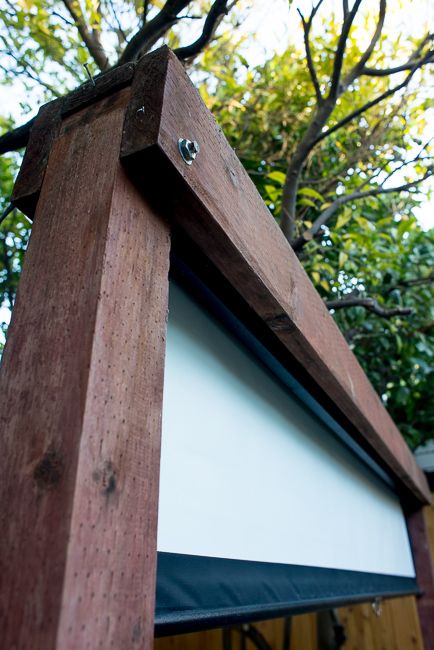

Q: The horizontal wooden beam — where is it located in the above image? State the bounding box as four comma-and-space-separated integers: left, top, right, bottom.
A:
121, 47, 430, 505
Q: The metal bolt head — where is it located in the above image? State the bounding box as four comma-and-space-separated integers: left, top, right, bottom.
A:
178, 138, 200, 165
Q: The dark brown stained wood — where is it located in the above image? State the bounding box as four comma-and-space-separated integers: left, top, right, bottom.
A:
11, 62, 137, 219
121, 46, 171, 155
407, 507, 434, 649
121, 47, 430, 505
61, 61, 136, 116
11, 98, 62, 218
0, 88, 171, 649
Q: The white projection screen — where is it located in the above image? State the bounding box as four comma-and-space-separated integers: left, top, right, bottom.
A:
155, 280, 417, 634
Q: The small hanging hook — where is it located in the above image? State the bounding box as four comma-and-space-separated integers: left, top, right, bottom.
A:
371, 597, 383, 617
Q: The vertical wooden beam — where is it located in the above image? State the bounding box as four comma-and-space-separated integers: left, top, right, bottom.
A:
407, 506, 434, 650
0, 89, 170, 649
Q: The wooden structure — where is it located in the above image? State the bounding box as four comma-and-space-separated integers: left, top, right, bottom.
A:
1, 46, 433, 649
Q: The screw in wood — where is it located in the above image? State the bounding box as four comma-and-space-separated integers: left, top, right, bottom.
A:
178, 138, 200, 165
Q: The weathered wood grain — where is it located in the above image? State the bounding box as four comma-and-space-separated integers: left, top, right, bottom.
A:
121, 48, 170, 156
10, 62, 137, 219
61, 61, 136, 116
121, 47, 430, 504
0, 88, 170, 649
11, 98, 62, 218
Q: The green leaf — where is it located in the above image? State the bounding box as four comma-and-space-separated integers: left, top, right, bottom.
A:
298, 187, 324, 201
336, 212, 352, 229
339, 251, 348, 268
267, 171, 286, 185
298, 197, 317, 208
264, 184, 278, 200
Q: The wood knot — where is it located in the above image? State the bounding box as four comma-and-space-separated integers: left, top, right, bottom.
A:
132, 619, 142, 643
33, 448, 64, 490
92, 460, 117, 496
229, 168, 238, 187
265, 313, 295, 332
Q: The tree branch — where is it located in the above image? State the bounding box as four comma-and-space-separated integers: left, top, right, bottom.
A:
297, 4, 323, 104
386, 271, 434, 294
362, 33, 433, 76
174, 0, 235, 61
117, 0, 190, 64
0, 117, 34, 155
291, 170, 433, 251
326, 296, 413, 318
311, 52, 433, 149
2, 50, 63, 97
91, 0, 107, 67
280, 0, 367, 241
61, 0, 110, 71
343, 0, 386, 87
328, 0, 363, 99
362, 53, 434, 76
107, 0, 127, 46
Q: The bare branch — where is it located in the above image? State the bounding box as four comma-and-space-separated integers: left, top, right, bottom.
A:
51, 10, 75, 27
343, 0, 386, 86
107, 0, 127, 46
362, 33, 434, 76
291, 170, 433, 251
326, 296, 413, 318
281, 0, 372, 240
0, 118, 34, 155
362, 52, 434, 76
175, 0, 235, 61
90, 0, 107, 67
328, 0, 363, 99
297, 5, 323, 104
61, 0, 110, 71
311, 53, 432, 149
2, 50, 63, 96
386, 271, 434, 294
118, 0, 190, 64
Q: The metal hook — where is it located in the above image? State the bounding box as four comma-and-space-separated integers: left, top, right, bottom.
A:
371, 597, 383, 617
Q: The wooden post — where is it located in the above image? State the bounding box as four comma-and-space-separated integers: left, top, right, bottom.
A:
407, 507, 434, 649
0, 88, 170, 649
